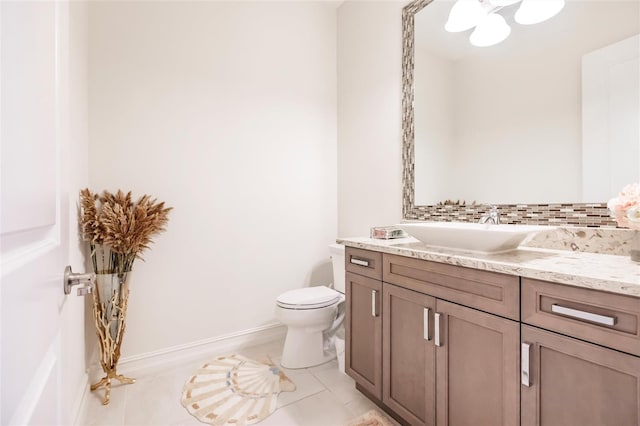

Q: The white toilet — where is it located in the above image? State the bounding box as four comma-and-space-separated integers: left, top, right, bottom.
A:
275, 244, 345, 369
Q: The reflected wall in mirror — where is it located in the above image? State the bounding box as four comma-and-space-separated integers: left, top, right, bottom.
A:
402, 0, 639, 226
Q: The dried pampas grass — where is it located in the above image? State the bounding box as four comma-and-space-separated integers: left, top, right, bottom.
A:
80, 189, 172, 273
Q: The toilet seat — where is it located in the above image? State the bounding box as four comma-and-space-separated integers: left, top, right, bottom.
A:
277, 286, 341, 310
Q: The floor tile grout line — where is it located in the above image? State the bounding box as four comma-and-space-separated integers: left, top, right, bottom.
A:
277, 387, 330, 410
276, 368, 330, 410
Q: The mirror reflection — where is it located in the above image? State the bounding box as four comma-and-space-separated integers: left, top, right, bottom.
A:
414, 0, 640, 206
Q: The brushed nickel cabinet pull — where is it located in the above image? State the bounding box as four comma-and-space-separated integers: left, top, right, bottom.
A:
371, 290, 377, 317
521, 342, 531, 387
551, 304, 616, 326
434, 312, 442, 347
350, 258, 370, 267
423, 308, 430, 341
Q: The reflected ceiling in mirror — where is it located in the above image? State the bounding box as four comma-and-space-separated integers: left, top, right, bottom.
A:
411, 0, 639, 206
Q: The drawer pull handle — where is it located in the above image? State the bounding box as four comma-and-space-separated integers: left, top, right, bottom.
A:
423, 308, 430, 341
521, 342, 531, 387
350, 258, 370, 267
551, 304, 616, 326
371, 290, 377, 317
434, 312, 442, 347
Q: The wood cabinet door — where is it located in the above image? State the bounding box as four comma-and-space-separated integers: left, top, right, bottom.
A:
345, 272, 382, 399
383, 283, 436, 426
435, 300, 520, 426
522, 325, 640, 426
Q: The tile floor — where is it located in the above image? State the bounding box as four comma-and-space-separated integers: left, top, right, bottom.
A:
77, 338, 399, 426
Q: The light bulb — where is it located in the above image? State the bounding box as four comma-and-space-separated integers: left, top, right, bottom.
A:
514, 0, 565, 25
445, 0, 486, 33
469, 13, 511, 47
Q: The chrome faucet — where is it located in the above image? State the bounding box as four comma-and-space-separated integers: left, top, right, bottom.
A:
479, 205, 500, 225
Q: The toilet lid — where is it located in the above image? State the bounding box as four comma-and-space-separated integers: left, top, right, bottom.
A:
277, 286, 341, 309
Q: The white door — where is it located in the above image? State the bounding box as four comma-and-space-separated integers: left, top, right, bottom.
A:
582, 34, 640, 201
1, 1, 88, 424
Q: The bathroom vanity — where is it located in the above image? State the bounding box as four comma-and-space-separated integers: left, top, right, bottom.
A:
340, 238, 640, 426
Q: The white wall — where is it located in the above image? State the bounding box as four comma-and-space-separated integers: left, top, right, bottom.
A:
88, 2, 338, 357
337, 1, 404, 238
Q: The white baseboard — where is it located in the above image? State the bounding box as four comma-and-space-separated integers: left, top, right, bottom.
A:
88, 322, 286, 379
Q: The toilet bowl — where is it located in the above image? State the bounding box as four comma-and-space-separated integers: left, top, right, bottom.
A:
275, 244, 345, 369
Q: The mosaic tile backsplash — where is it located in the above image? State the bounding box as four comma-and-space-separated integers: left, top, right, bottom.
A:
403, 203, 617, 228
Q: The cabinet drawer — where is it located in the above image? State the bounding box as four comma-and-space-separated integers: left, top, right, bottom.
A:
345, 247, 382, 280
383, 254, 519, 320
522, 278, 640, 357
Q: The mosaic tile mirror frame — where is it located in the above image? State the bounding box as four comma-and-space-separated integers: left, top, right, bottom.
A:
401, 0, 618, 228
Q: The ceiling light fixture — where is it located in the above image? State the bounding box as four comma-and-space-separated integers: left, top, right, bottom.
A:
445, 0, 566, 47
470, 13, 512, 47
445, 0, 487, 33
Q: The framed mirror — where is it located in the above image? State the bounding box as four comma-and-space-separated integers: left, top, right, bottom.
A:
402, 0, 639, 226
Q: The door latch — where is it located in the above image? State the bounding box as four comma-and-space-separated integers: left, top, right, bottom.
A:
63, 265, 95, 296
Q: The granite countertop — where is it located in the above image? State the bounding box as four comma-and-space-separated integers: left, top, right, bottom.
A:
337, 237, 640, 298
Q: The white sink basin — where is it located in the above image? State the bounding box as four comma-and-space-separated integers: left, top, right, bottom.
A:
397, 222, 547, 254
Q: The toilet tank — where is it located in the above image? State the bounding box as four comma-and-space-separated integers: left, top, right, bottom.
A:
329, 244, 345, 294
